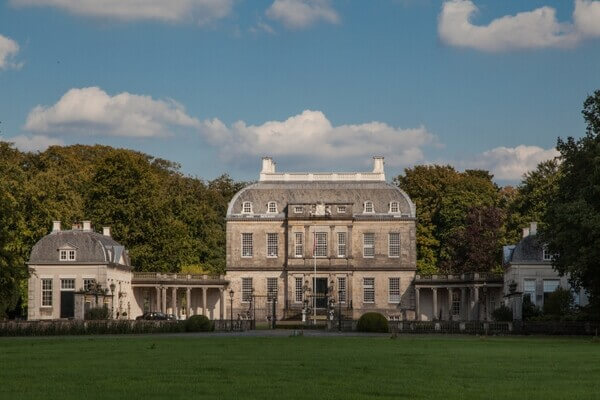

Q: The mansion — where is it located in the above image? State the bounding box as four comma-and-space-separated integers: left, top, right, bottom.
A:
26, 157, 585, 323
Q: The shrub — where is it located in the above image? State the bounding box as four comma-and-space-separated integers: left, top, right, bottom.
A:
85, 306, 111, 320
356, 312, 389, 333
522, 297, 541, 321
492, 305, 513, 322
185, 315, 213, 332
543, 288, 574, 318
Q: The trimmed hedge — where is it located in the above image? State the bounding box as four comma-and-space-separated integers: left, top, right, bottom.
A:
0, 320, 188, 337
356, 312, 389, 333
491, 305, 513, 322
185, 315, 214, 332
85, 307, 111, 320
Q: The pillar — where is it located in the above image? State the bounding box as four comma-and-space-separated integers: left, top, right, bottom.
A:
304, 225, 311, 258
186, 288, 191, 319
415, 287, 420, 321
432, 288, 438, 321
460, 287, 466, 321
447, 288, 453, 321
155, 287, 160, 312
219, 288, 225, 320
171, 287, 177, 317
202, 287, 207, 317
473, 286, 479, 321
161, 287, 167, 314
329, 225, 336, 258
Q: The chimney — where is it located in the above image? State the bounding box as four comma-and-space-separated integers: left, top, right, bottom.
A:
103, 227, 111, 237
522, 227, 530, 238
530, 222, 538, 236
52, 221, 61, 233
261, 157, 275, 174
373, 156, 385, 174
82, 220, 92, 231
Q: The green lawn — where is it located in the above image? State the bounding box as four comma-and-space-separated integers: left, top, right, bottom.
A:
1, 334, 599, 400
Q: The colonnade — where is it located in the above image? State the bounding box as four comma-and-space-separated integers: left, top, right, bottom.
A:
150, 286, 225, 319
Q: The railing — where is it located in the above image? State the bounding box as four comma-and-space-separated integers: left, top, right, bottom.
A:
415, 273, 503, 282
132, 272, 224, 282
259, 172, 386, 182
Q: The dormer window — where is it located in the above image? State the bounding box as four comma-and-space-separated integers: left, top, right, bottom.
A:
267, 201, 278, 213
364, 201, 374, 213
337, 206, 346, 213
389, 202, 399, 213
59, 249, 76, 261
242, 201, 253, 214
542, 245, 556, 261
294, 206, 303, 214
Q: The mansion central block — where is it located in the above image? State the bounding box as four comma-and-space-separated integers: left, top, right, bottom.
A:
225, 157, 418, 320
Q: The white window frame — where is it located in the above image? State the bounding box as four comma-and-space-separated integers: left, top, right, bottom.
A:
337, 232, 346, 258
451, 290, 460, 316
41, 279, 53, 307
314, 232, 328, 258
337, 206, 346, 213
523, 279, 536, 306
241, 233, 253, 258
542, 245, 554, 261
363, 278, 375, 304
61, 278, 75, 291
388, 232, 400, 258
83, 278, 96, 291
242, 201, 253, 214
388, 277, 400, 303
59, 250, 67, 261
59, 249, 75, 261
267, 201, 278, 214
294, 232, 304, 258
295, 277, 303, 303
363, 201, 374, 213
389, 201, 400, 214
363, 233, 375, 258
241, 278, 253, 303
294, 206, 303, 214
267, 277, 278, 301
338, 277, 347, 304
266, 233, 278, 258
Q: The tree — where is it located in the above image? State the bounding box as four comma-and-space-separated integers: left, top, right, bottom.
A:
542, 90, 600, 313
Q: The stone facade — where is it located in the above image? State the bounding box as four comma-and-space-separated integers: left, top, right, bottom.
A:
225, 157, 418, 321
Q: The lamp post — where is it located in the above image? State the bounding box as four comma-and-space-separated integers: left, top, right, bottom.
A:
302, 280, 311, 326
338, 289, 342, 332
229, 289, 234, 331
109, 283, 116, 319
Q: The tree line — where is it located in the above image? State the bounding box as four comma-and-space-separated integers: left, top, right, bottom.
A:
2, 91, 599, 317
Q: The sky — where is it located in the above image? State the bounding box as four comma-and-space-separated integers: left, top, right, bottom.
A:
1, 0, 599, 184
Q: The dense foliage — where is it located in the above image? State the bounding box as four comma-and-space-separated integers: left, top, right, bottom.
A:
491, 305, 513, 322
542, 288, 575, 318
185, 315, 214, 332
84, 306, 111, 320
356, 312, 389, 333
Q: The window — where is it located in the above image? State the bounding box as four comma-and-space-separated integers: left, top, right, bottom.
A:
338, 277, 347, 303
452, 290, 461, 316
267, 233, 278, 258
543, 279, 560, 303
294, 206, 303, 214
59, 250, 67, 261
242, 201, 253, 214
363, 278, 375, 303
241, 278, 253, 303
337, 232, 346, 258
42, 279, 52, 307
59, 249, 76, 261
267, 201, 278, 213
241, 233, 253, 258
84, 279, 95, 291
61, 278, 75, 290
337, 206, 346, 213
295, 277, 303, 303
389, 278, 400, 303
388, 233, 400, 258
267, 277, 278, 300
294, 233, 304, 258
363, 233, 375, 258
542, 245, 555, 261
389, 202, 400, 213
364, 201, 374, 213
523, 279, 536, 305
314, 232, 328, 257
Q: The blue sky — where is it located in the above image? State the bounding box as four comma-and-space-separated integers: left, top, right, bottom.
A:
1, 0, 599, 183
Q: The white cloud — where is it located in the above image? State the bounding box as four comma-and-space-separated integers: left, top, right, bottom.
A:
438, 0, 579, 51
460, 145, 559, 180
266, 0, 339, 29
573, 0, 600, 37
7, 135, 64, 152
10, 0, 233, 25
24, 87, 202, 138
0, 34, 21, 70
199, 110, 437, 168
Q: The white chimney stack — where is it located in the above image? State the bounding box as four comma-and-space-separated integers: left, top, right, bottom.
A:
529, 222, 538, 236
103, 227, 111, 237
82, 220, 92, 231
522, 227, 530, 238
52, 221, 61, 233
261, 157, 276, 174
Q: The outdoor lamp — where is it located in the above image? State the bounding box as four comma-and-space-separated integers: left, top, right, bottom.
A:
229, 289, 234, 299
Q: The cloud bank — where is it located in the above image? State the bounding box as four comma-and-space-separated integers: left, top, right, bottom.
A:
10, 0, 233, 25
438, 0, 600, 51
24, 87, 202, 137
8, 135, 64, 152
266, 0, 340, 29
0, 34, 21, 70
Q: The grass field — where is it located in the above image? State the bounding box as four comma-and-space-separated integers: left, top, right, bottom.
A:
1, 334, 599, 400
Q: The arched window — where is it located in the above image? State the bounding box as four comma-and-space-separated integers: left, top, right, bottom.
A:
267, 201, 278, 213
363, 201, 374, 213
242, 201, 253, 214
389, 201, 400, 213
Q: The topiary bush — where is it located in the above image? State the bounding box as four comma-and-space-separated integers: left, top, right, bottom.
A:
491, 305, 513, 321
85, 306, 111, 320
356, 312, 389, 333
185, 315, 214, 332
543, 288, 574, 318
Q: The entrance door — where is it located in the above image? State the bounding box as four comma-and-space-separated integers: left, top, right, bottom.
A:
314, 278, 328, 309
60, 291, 75, 318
